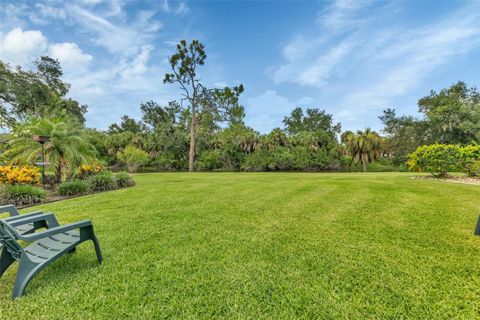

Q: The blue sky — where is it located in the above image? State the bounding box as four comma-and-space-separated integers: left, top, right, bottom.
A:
0, 0, 479, 133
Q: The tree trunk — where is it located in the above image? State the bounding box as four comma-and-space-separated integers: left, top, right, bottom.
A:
188, 105, 196, 172
55, 161, 63, 183
362, 153, 368, 172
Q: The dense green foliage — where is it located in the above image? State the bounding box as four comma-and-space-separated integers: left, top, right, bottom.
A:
1, 173, 479, 318
407, 144, 480, 177
116, 145, 149, 173
114, 171, 135, 188
460, 145, 480, 177
0, 57, 86, 128
0, 184, 47, 206
100, 105, 347, 172
57, 179, 90, 196
86, 171, 116, 192
407, 144, 460, 177
380, 82, 480, 164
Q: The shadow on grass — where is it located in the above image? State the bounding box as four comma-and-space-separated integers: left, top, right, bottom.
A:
0, 248, 102, 299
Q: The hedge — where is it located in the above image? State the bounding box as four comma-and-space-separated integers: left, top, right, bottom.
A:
407, 144, 480, 177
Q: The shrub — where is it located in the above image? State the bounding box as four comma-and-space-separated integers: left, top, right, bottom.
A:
87, 171, 117, 192
114, 172, 135, 188
151, 152, 188, 171
116, 145, 149, 173
0, 165, 40, 185
242, 150, 269, 171
291, 147, 332, 170
469, 161, 480, 177
0, 184, 47, 206
407, 144, 461, 177
57, 179, 90, 196
459, 145, 480, 177
241, 148, 294, 171
196, 150, 223, 171
267, 147, 294, 171
78, 164, 103, 179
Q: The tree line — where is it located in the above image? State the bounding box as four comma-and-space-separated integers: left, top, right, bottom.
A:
1, 40, 479, 175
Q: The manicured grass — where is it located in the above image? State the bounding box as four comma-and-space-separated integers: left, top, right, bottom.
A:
1, 172, 479, 319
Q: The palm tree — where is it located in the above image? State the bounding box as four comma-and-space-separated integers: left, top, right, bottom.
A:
5, 116, 98, 183
262, 128, 288, 151
237, 129, 260, 154
344, 128, 383, 172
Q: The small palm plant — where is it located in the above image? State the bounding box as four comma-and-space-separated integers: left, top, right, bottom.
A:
344, 128, 383, 172
5, 116, 98, 183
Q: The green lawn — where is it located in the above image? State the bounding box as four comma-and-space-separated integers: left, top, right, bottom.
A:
1, 172, 479, 319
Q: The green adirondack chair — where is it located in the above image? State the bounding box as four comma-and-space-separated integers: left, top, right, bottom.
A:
0, 204, 48, 235
0, 214, 103, 298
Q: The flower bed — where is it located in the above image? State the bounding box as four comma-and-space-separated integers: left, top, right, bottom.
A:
0, 164, 135, 207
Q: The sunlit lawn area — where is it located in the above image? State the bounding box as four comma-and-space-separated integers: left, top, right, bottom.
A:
0, 172, 479, 319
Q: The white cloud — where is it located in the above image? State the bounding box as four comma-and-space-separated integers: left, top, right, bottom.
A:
273, 39, 355, 87
48, 42, 93, 72
162, 0, 170, 13
30, 3, 67, 24
298, 96, 314, 105
0, 27, 48, 65
117, 45, 154, 89
269, 0, 371, 87
0, 27, 93, 72
318, 0, 371, 30
67, 5, 136, 54
245, 90, 293, 132
247, 90, 291, 114
338, 6, 480, 116
26, 3, 162, 56
244, 91, 341, 133
175, 3, 189, 15
161, 0, 189, 15
336, 109, 356, 121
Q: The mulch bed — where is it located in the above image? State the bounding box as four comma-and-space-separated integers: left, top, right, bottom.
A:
18, 185, 134, 209
414, 175, 480, 186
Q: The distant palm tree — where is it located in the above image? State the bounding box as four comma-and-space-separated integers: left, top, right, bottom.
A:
5, 117, 97, 182
344, 128, 383, 172
262, 128, 288, 150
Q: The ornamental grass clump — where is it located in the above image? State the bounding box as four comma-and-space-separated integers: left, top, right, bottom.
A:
87, 171, 117, 192
57, 179, 90, 196
0, 184, 47, 206
114, 172, 135, 188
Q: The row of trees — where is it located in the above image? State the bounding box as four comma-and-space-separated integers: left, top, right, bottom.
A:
98, 105, 351, 172
1, 40, 478, 174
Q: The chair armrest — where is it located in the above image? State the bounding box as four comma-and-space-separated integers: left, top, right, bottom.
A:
0, 205, 20, 217
8, 213, 59, 229
3, 211, 45, 222
18, 220, 93, 242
